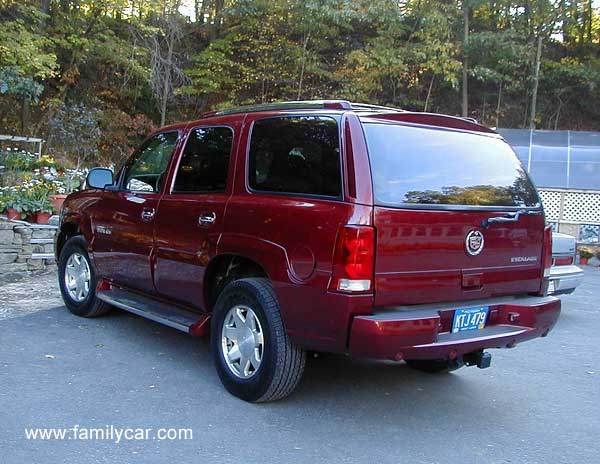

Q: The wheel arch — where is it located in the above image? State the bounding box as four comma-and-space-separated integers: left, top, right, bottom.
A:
203, 253, 270, 311
55, 221, 82, 260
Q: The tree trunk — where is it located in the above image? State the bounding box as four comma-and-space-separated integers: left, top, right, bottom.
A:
297, 31, 311, 100
195, 0, 202, 23
495, 80, 502, 128
587, 0, 593, 43
481, 93, 486, 123
461, 1, 469, 117
160, 30, 175, 127
210, 0, 224, 41
21, 95, 29, 136
529, 34, 543, 129
424, 75, 435, 112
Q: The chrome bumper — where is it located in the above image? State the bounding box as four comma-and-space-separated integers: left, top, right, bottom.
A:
548, 265, 584, 295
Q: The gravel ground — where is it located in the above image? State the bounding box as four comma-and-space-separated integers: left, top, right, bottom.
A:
1, 268, 599, 464
0, 272, 63, 321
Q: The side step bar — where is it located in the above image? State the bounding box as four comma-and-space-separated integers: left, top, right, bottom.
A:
96, 288, 210, 336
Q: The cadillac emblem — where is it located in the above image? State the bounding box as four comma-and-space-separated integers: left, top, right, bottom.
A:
465, 230, 484, 256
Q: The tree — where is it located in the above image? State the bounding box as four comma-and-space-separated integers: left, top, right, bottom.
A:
50, 103, 101, 167
462, 0, 470, 117
526, 0, 560, 129
0, 66, 44, 134
143, 13, 189, 126
1, 0, 599, 167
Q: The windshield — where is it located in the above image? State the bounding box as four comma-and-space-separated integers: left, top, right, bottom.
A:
363, 122, 540, 208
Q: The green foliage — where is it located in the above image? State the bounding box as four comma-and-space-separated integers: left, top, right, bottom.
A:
0, 0, 599, 166
0, 3, 58, 79
0, 66, 44, 102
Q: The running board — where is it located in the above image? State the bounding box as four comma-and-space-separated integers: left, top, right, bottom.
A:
96, 288, 210, 336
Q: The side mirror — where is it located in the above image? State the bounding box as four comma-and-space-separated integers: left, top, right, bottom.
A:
86, 168, 114, 190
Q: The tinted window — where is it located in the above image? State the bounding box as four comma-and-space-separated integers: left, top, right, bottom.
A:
363, 123, 540, 208
248, 116, 341, 197
173, 127, 233, 193
123, 131, 178, 192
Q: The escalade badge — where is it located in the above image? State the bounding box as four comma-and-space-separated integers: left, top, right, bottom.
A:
465, 230, 484, 256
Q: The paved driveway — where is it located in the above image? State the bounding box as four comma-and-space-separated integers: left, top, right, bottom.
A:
1, 269, 598, 464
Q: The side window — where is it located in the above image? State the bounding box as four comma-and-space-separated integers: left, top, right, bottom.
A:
172, 126, 233, 193
122, 131, 178, 193
248, 116, 341, 197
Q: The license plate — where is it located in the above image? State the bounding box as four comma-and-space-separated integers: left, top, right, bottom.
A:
452, 306, 489, 333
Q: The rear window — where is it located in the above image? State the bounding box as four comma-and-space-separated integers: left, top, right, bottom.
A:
363, 123, 540, 208
248, 116, 341, 197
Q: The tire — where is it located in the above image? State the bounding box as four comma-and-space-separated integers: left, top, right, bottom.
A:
211, 278, 306, 402
58, 235, 112, 318
405, 358, 464, 374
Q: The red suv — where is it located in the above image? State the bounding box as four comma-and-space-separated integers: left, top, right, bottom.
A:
56, 100, 560, 402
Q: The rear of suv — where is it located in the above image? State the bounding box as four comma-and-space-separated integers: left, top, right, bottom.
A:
56, 100, 560, 402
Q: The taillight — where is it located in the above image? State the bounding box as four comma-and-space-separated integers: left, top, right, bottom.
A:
553, 256, 574, 266
330, 225, 375, 293
542, 226, 553, 277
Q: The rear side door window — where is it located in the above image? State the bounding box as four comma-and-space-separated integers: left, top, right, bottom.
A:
248, 116, 341, 198
172, 126, 234, 193
122, 131, 179, 193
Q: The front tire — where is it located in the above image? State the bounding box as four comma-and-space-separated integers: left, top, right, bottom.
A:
58, 236, 111, 318
211, 278, 306, 402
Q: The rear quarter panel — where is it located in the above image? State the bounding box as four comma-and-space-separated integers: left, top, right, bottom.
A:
219, 111, 375, 352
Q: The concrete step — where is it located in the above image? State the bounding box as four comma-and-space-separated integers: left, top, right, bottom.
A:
31, 253, 55, 260
30, 238, 54, 244
25, 223, 58, 230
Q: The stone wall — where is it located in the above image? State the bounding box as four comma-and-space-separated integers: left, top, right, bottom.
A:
0, 217, 57, 280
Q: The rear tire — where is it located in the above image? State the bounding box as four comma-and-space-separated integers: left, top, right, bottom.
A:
211, 278, 306, 402
58, 235, 111, 318
405, 358, 463, 373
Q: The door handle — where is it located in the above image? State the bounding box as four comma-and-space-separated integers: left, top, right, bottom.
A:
481, 209, 540, 228
199, 212, 216, 226
141, 207, 155, 222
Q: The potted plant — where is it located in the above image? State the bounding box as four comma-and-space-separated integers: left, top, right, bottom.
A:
50, 192, 68, 213
34, 197, 53, 224
0, 188, 19, 220
50, 171, 82, 212
5, 198, 21, 220
578, 246, 594, 265
4, 189, 27, 221
21, 178, 44, 222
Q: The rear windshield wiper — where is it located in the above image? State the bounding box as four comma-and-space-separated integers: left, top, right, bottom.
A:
482, 210, 540, 228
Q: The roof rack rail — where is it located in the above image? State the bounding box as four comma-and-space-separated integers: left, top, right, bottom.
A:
199, 100, 410, 118
200, 100, 353, 118
349, 103, 404, 113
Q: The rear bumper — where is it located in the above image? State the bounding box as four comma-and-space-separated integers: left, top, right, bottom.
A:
548, 265, 584, 295
349, 295, 561, 360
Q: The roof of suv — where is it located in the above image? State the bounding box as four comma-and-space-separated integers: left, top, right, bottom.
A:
162, 100, 496, 135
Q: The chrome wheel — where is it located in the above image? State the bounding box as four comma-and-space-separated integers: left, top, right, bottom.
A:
64, 252, 91, 302
221, 305, 264, 379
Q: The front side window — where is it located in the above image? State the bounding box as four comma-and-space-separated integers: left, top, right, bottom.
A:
172, 126, 233, 193
248, 116, 341, 197
122, 131, 178, 193
363, 122, 540, 208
